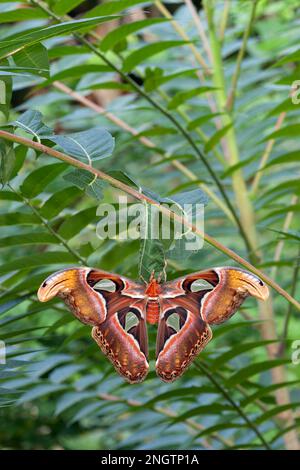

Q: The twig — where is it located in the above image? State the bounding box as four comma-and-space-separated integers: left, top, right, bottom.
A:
7, 184, 86, 265
154, 0, 210, 74
53, 81, 233, 222
183, 0, 213, 63
194, 362, 271, 450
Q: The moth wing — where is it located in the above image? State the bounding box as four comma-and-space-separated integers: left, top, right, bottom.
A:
156, 267, 269, 382
92, 299, 149, 384
37, 267, 144, 325
38, 268, 149, 383
162, 267, 269, 326
155, 296, 212, 383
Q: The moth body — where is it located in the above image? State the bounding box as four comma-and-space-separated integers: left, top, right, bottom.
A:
145, 278, 162, 324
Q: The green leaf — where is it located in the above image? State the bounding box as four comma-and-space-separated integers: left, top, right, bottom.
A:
0, 212, 39, 226
12, 109, 53, 139
70, 402, 103, 424
268, 229, 300, 242
108, 170, 140, 190
144, 386, 216, 408
174, 403, 233, 422
267, 98, 296, 117
0, 232, 56, 248
226, 359, 290, 387
264, 151, 300, 168
40, 187, 81, 219
260, 204, 300, 222
29, 355, 72, 378
210, 340, 278, 371
137, 125, 177, 137
0, 16, 120, 60
273, 48, 300, 66
144, 67, 199, 93
58, 207, 97, 239
204, 124, 232, 152
10, 145, 27, 179
168, 87, 216, 110
0, 66, 43, 78
64, 169, 104, 201
12, 43, 49, 79
100, 18, 168, 52
122, 41, 190, 73
167, 188, 209, 207
55, 391, 95, 415
44, 64, 112, 85
48, 45, 89, 58
0, 252, 77, 274
262, 124, 300, 141
82, 81, 131, 92
18, 384, 68, 404
83, 0, 146, 18
0, 7, 48, 23
53, 0, 85, 15
151, 154, 195, 169
0, 139, 15, 185
241, 380, 300, 407
139, 203, 166, 281
0, 298, 26, 316
20, 163, 67, 198
195, 422, 246, 439
0, 190, 21, 201
187, 112, 223, 130
254, 402, 300, 425
44, 128, 114, 166
49, 364, 86, 384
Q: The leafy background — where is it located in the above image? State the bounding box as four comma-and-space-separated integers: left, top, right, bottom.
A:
0, 0, 300, 450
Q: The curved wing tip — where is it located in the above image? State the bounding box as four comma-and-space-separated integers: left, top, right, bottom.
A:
37, 288, 48, 302
256, 284, 270, 301
37, 277, 53, 302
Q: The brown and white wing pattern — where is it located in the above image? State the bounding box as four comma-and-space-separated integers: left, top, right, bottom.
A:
38, 268, 149, 383
156, 267, 269, 382
180, 267, 269, 325
155, 299, 212, 382
92, 297, 149, 384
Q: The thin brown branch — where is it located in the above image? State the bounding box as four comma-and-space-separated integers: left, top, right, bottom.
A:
183, 0, 213, 63
53, 81, 234, 222
154, 0, 210, 74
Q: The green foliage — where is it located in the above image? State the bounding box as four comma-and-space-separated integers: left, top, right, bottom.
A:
0, 0, 299, 452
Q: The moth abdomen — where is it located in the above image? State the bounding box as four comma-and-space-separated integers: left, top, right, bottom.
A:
146, 299, 160, 324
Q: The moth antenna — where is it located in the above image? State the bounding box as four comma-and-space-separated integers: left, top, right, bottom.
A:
160, 259, 167, 283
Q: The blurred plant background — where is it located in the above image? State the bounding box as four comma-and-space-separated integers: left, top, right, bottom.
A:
0, 0, 300, 450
